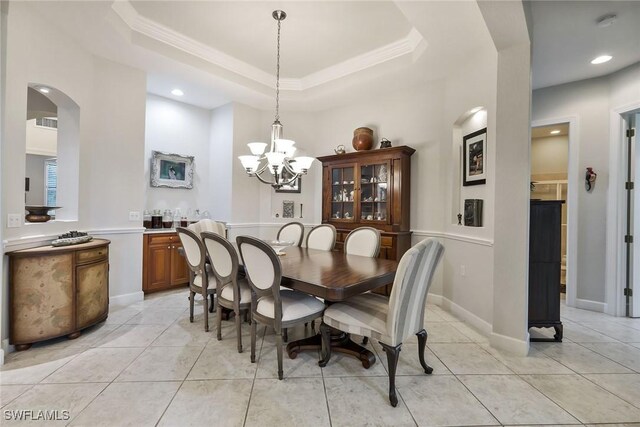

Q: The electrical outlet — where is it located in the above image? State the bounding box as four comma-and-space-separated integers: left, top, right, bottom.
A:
7, 214, 21, 228
129, 211, 141, 221
460, 265, 466, 277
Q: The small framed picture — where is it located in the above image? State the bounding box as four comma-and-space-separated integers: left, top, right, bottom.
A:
150, 151, 194, 189
462, 128, 487, 186
275, 168, 301, 193
282, 200, 295, 218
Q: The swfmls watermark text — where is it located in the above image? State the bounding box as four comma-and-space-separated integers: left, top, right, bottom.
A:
4, 409, 70, 421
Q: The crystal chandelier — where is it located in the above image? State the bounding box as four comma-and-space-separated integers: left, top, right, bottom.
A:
238, 10, 314, 188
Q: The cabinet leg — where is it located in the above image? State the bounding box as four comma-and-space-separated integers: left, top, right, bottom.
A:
14, 343, 32, 351
554, 325, 563, 342
68, 331, 81, 340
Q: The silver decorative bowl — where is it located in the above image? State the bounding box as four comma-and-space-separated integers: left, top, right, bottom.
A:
265, 240, 294, 256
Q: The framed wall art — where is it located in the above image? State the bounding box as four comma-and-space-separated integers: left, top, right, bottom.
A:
282, 200, 295, 218
462, 127, 487, 186
150, 151, 194, 189
275, 168, 301, 193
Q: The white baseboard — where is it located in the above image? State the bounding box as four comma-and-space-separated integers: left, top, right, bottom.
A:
490, 331, 530, 356
427, 293, 492, 335
110, 291, 144, 307
428, 292, 529, 355
575, 298, 606, 313
1, 339, 12, 364
0, 348, 4, 365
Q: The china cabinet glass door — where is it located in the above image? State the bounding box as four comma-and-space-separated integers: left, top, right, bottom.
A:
359, 162, 390, 223
330, 165, 356, 222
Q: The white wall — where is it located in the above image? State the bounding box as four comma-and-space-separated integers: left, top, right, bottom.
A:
145, 94, 214, 216
533, 75, 612, 306
209, 103, 233, 222
25, 154, 47, 205
531, 135, 568, 176
1, 3, 147, 354
25, 119, 57, 156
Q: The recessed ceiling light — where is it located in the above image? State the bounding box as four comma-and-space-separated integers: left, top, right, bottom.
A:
171, 89, 184, 96
550, 130, 561, 135
470, 107, 483, 114
591, 55, 612, 65
38, 87, 50, 94
596, 14, 617, 28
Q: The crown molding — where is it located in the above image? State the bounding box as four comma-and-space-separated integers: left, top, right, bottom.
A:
111, 1, 424, 91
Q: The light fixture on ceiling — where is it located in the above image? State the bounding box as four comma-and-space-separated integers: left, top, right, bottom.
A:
591, 55, 612, 65
171, 89, 184, 96
38, 87, 50, 94
238, 10, 314, 189
550, 130, 561, 135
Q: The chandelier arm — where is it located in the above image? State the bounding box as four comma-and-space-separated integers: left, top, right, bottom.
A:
254, 168, 277, 185
282, 160, 296, 174
279, 172, 301, 186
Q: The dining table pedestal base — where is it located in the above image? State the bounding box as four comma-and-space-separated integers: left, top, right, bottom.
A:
286, 328, 376, 369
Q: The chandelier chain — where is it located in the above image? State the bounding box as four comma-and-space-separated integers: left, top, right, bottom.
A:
275, 18, 281, 122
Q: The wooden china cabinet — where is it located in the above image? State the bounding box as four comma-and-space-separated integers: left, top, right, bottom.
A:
318, 146, 415, 294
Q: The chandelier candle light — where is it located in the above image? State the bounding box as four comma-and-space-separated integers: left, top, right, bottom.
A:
239, 10, 315, 188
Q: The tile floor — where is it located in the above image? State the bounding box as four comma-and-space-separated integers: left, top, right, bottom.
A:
1, 289, 640, 426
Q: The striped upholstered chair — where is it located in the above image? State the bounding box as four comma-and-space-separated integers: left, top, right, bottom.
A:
319, 238, 444, 407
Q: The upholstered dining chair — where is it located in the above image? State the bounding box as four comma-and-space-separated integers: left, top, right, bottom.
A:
236, 235, 325, 380
319, 238, 444, 407
344, 226, 381, 257
192, 219, 227, 238
176, 227, 216, 332
305, 224, 337, 251
276, 221, 305, 247
202, 232, 251, 353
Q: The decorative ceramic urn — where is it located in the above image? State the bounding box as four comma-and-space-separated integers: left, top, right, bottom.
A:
352, 127, 374, 151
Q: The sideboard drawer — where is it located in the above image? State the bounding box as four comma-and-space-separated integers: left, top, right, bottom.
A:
76, 246, 108, 264
147, 234, 177, 245
381, 236, 393, 247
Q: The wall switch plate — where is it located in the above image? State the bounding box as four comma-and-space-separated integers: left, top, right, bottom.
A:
129, 211, 141, 221
7, 214, 21, 228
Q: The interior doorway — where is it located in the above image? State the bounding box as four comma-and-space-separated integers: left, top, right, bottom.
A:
531, 124, 570, 297
625, 110, 640, 317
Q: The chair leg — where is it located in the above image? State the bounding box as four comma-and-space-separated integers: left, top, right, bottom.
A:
276, 332, 284, 380
203, 292, 209, 332
235, 309, 243, 353
416, 329, 433, 374
283, 328, 288, 343
362, 337, 369, 345
209, 293, 215, 313
250, 315, 257, 363
189, 291, 195, 323
311, 319, 316, 333
216, 301, 223, 341
318, 322, 332, 367
380, 342, 402, 407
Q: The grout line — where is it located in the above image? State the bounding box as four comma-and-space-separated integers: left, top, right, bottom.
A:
242, 325, 265, 427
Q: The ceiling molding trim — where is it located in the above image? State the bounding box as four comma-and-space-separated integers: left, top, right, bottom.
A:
111, 1, 274, 88
111, 1, 424, 91
297, 27, 425, 90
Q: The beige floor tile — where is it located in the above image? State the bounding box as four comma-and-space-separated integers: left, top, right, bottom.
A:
423, 322, 472, 343
158, 379, 252, 427
66, 323, 121, 348
397, 375, 498, 427
539, 342, 632, 373
584, 374, 640, 409
42, 347, 144, 383
581, 342, 640, 372
319, 339, 388, 377
561, 322, 620, 342
480, 345, 573, 374
151, 321, 213, 348
187, 340, 257, 380
449, 322, 490, 343
125, 308, 188, 326
584, 424, 640, 427
0, 384, 33, 408
256, 342, 322, 379
105, 306, 142, 325
458, 374, 578, 425
580, 322, 640, 343
0, 347, 82, 385
371, 341, 451, 376
96, 324, 168, 348
324, 376, 416, 427
245, 378, 330, 427
429, 343, 512, 374
1, 383, 107, 425
69, 381, 180, 427
116, 346, 202, 381
522, 374, 640, 423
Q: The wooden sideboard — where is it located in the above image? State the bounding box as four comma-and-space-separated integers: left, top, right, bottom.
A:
143, 231, 189, 293
318, 146, 415, 295
7, 239, 110, 350
529, 200, 564, 341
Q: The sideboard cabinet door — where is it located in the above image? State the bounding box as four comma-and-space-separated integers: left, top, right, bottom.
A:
76, 260, 109, 329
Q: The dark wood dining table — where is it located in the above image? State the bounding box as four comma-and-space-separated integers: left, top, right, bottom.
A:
270, 246, 398, 368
